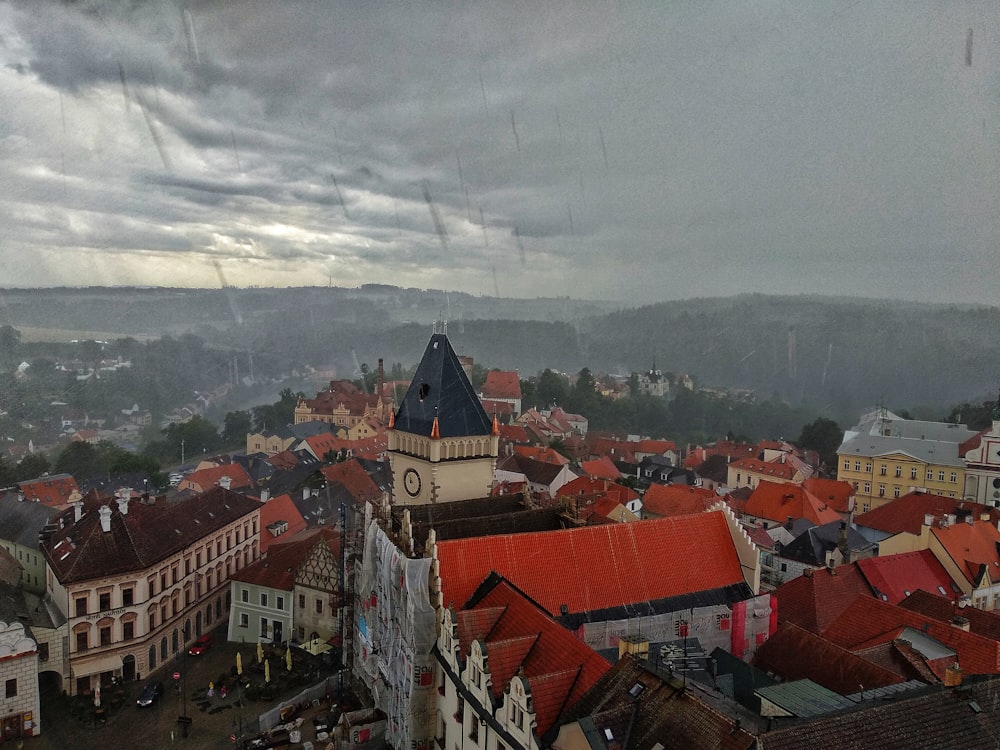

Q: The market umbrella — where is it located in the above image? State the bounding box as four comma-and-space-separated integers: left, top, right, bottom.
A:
264, 659, 271, 684
285, 645, 293, 672
257, 640, 264, 663
236, 651, 243, 676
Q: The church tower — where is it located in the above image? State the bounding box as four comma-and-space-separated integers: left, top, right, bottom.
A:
388, 329, 499, 505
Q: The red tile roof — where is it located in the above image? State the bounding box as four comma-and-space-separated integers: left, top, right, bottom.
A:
855, 491, 1000, 536
744, 480, 841, 526
232, 526, 338, 590
456, 579, 609, 736
513, 445, 570, 465
18, 474, 80, 507
634, 439, 676, 455
751, 623, 905, 694
480, 371, 522, 401
180, 463, 253, 493
773, 564, 874, 634
823, 596, 1000, 674
801, 478, 855, 514
640, 484, 718, 518
320, 460, 382, 505
730, 456, 797, 481
899, 589, 1000, 641
498, 424, 530, 444
856, 550, 957, 605
932, 518, 1000, 585
556, 476, 638, 505
578, 456, 621, 480
258, 493, 307, 554
435, 511, 746, 615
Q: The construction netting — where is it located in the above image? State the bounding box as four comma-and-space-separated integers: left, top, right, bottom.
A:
355, 520, 436, 750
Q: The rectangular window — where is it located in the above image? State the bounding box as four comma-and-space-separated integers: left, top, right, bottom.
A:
276, 596, 284, 611
910, 467, 917, 480
298, 594, 305, 609
185, 559, 192, 576
927, 469, 934, 481
5, 679, 15, 698
123, 621, 134, 640
863, 482, 871, 494
196, 552, 202, 567
894, 466, 901, 478
843, 459, 850, 470
938, 471, 945, 482
950, 472, 957, 483
455, 697, 464, 723
160, 573, 167, 590
260, 593, 268, 608
469, 715, 479, 742
865, 462, 872, 473
315, 599, 323, 614
241, 589, 249, 603
511, 703, 523, 729
100, 626, 112, 646
879, 465, 886, 476
75, 597, 87, 617
149, 611, 156, 630
260, 618, 268, 638
893, 486, 901, 498
76, 631, 88, 651
38, 643, 49, 662
122, 588, 134, 606
878, 484, 885, 497
239, 613, 249, 628
99, 592, 111, 611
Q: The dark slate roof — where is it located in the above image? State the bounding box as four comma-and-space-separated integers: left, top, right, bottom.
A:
41, 486, 260, 584
78, 472, 156, 496
0, 494, 58, 549
760, 676, 1000, 750
393, 333, 491, 439
779, 521, 877, 566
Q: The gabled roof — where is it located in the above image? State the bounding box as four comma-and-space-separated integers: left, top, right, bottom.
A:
320, 459, 382, 506
393, 333, 492, 439
435, 511, 747, 617
42, 487, 260, 584
801, 478, 855, 514
497, 454, 570, 486
773, 563, 874, 634
18, 474, 80, 507
633, 439, 676, 455
456, 577, 609, 737
932, 518, 1000, 586
556, 476, 638, 505
513, 445, 570, 465
730, 456, 797, 481
550, 654, 756, 750
258, 493, 307, 555
232, 527, 339, 591
899, 589, 1000, 641
640, 484, 718, 517
480, 370, 522, 401
752, 623, 906, 695
779, 521, 877, 566
497, 424, 530, 444
0, 494, 58, 548
181, 463, 253, 492
856, 551, 958, 605
855, 491, 1000, 535
578, 456, 621, 480
744, 480, 841, 526
823, 596, 1000, 674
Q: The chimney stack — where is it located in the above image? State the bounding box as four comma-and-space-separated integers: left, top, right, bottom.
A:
950, 616, 971, 632
98, 505, 112, 533
116, 491, 129, 516
219, 475, 232, 490
260, 489, 270, 503
944, 663, 963, 687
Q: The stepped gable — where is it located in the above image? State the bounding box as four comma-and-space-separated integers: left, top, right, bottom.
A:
393, 332, 491, 439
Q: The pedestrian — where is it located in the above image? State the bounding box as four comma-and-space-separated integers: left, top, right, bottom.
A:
220, 684, 228, 700
208, 681, 214, 698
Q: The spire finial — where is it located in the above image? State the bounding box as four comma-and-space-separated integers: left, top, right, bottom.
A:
431, 415, 440, 439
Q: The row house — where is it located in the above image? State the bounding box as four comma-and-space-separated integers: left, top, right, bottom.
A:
479, 370, 523, 417
40, 487, 261, 694
227, 527, 340, 647
293, 379, 390, 429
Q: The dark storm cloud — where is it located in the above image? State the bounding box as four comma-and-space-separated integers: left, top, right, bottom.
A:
0, 1, 998, 302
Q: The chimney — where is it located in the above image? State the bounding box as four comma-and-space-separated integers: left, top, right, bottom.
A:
923, 513, 935, 527
803, 568, 814, 578
944, 663, 963, 687
98, 505, 112, 533
838, 521, 851, 564
981, 513, 991, 522
116, 493, 129, 516
950, 616, 971, 632
947, 513, 957, 526
260, 489, 270, 503
785, 516, 794, 531
966, 513, 975, 526
219, 475, 232, 491
303, 487, 311, 501
72, 500, 84, 522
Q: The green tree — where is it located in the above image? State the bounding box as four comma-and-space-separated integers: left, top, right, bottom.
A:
796, 417, 843, 475
222, 410, 253, 445
536, 369, 567, 408
15, 453, 50, 482
54, 442, 105, 480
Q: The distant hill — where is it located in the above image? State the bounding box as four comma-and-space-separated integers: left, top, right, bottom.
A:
1, 287, 994, 421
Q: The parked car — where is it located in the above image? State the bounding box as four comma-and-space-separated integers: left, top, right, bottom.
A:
136, 680, 163, 707
188, 633, 213, 656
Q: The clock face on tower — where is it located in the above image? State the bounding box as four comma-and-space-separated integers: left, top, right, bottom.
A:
403, 468, 422, 497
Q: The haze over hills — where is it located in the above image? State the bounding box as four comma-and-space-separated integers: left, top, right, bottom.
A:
0, 286, 995, 423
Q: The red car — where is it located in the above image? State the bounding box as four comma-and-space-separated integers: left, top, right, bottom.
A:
188, 633, 213, 656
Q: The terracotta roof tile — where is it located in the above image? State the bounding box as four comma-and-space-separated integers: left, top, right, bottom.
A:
258, 493, 307, 554
436, 511, 746, 615
745, 480, 841, 526
18, 474, 81, 507
856, 550, 958, 604
931, 518, 1000, 585
480, 371, 522, 401
855, 491, 1000, 535
801, 478, 855, 514
773, 564, 874, 634
578, 456, 622, 480
899, 589, 1000, 641
640, 484, 718, 518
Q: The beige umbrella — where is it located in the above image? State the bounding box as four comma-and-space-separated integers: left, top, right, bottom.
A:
285, 645, 293, 672
264, 659, 271, 684
236, 651, 243, 676
256, 640, 264, 663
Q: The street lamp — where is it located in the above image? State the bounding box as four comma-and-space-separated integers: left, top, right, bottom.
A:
177, 624, 192, 738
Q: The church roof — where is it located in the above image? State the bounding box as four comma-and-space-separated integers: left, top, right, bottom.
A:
393, 332, 492, 439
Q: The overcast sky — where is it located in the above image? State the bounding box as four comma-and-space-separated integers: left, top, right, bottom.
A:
1, 1, 997, 305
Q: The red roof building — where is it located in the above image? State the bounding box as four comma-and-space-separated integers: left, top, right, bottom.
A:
856, 550, 958, 605
176, 463, 253, 494
578, 455, 621, 480
743, 480, 842, 527
772, 563, 875, 635
258, 493, 307, 555
640, 484, 718, 519
18, 473, 81, 507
